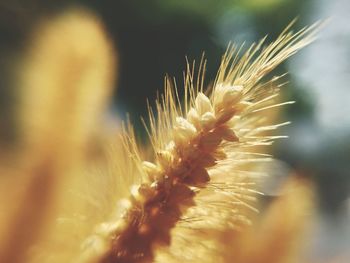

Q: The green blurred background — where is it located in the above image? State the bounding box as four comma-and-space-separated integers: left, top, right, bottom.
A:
1, 0, 349, 261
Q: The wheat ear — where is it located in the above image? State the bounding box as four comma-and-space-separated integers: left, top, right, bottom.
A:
76, 22, 321, 263
0, 9, 115, 263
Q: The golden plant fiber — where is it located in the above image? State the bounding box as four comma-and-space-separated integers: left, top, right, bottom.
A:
0, 8, 322, 263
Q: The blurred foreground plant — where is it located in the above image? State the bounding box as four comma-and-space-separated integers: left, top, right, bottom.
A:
0, 7, 320, 263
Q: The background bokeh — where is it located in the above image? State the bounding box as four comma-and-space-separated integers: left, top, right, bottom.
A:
1, 0, 349, 262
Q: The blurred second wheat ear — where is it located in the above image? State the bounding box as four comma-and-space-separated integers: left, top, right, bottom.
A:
0, 6, 322, 263
220, 175, 315, 263
0, 8, 116, 263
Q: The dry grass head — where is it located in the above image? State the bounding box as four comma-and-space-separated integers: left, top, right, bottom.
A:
0, 8, 322, 263
98, 21, 321, 263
